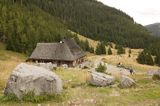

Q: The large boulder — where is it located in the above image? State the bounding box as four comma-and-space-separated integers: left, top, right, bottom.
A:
89, 71, 115, 87
120, 75, 135, 88
4, 63, 62, 99
152, 70, 160, 80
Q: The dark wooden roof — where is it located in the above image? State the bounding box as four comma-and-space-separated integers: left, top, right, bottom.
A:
29, 38, 86, 61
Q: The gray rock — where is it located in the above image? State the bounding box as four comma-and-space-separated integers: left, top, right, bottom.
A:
120, 75, 135, 88
4, 63, 62, 99
89, 71, 115, 87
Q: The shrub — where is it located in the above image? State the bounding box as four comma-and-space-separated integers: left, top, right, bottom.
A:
152, 74, 160, 80
96, 63, 107, 73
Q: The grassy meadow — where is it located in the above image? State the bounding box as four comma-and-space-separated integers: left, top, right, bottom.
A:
0, 43, 160, 106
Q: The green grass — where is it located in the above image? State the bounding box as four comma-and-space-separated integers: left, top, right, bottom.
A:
0, 68, 160, 105
0, 44, 160, 105
0, 91, 69, 103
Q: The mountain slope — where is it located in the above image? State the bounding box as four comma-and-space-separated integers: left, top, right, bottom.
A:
0, 1, 71, 54
0, 0, 160, 57
21, 0, 152, 48
146, 23, 160, 37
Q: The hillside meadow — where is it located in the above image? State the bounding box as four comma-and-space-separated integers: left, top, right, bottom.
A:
0, 43, 160, 106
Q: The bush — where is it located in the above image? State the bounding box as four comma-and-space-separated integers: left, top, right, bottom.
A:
96, 63, 107, 73
152, 74, 160, 80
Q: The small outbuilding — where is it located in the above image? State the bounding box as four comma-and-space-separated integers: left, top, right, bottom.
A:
27, 38, 86, 67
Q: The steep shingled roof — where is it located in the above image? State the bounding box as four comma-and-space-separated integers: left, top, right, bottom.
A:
29, 38, 86, 61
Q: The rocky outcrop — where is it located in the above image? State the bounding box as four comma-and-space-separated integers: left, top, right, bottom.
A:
4, 63, 62, 99
120, 75, 135, 88
89, 71, 115, 87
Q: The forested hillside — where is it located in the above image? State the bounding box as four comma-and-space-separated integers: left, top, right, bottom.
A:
19, 0, 152, 48
146, 23, 160, 37
0, 0, 71, 54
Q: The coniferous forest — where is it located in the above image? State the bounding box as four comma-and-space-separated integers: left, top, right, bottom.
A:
0, 0, 160, 65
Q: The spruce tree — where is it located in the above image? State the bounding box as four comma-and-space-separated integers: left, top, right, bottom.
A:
137, 50, 154, 65
137, 51, 146, 64
96, 42, 106, 55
